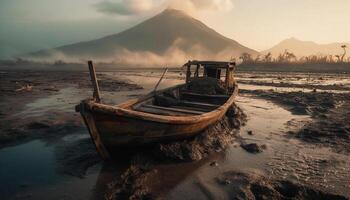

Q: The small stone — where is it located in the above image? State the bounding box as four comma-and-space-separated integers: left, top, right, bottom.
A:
240, 143, 263, 153
247, 130, 253, 135
210, 161, 219, 167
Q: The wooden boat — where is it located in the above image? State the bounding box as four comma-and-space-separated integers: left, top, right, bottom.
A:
76, 60, 238, 160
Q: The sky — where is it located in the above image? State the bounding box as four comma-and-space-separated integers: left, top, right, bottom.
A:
0, 0, 349, 59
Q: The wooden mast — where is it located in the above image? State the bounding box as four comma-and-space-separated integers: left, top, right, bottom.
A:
88, 61, 101, 103
84, 61, 110, 160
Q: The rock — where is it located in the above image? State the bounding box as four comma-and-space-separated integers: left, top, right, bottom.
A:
219, 179, 231, 185
241, 143, 263, 153
247, 130, 253, 135
210, 161, 219, 167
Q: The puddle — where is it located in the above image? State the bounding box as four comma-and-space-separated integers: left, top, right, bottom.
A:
0, 140, 61, 198
0, 138, 103, 200
13, 87, 88, 118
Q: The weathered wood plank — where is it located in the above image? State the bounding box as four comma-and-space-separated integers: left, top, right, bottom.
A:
88, 61, 101, 103
178, 100, 220, 109
169, 105, 213, 112
181, 92, 229, 99
82, 85, 238, 124
143, 104, 205, 115
135, 106, 190, 116
82, 110, 110, 160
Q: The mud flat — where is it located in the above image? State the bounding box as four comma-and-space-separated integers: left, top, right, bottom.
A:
0, 71, 143, 149
1, 70, 350, 199
237, 63, 350, 73
214, 171, 347, 200
240, 89, 350, 154
237, 79, 350, 91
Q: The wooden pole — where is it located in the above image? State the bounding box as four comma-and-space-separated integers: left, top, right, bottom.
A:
153, 68, 168, 93
186, 64, 191, 83
88, 61, 101, 102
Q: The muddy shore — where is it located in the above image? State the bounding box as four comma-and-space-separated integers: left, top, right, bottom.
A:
0, 70, 349, 199
0, 71, 142, 149
240, 89, 350, 154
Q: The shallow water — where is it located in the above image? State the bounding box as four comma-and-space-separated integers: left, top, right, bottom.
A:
164, 96, 307, 199
0, 70, 349, 199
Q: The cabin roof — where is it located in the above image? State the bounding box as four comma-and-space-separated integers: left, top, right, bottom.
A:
184, 60, 235, 69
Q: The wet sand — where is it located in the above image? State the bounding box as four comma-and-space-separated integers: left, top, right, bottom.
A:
0, 70, 349, 199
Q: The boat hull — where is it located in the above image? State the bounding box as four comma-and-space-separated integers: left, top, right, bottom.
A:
77, 85, 238, 159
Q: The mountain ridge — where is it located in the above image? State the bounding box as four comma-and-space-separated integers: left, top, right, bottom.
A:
29, 9, 258, 65
262, 37, 349, 57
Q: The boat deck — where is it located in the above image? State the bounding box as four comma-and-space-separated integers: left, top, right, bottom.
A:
133, 92, 229, 116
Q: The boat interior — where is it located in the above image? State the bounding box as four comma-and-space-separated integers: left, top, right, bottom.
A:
129, 61, 237, 116
132, 77, 231, 116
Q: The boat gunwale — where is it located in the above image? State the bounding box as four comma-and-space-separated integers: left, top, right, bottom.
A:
81, 84, 238, 125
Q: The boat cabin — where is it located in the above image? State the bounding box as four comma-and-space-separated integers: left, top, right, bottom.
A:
183, 60, 236, 94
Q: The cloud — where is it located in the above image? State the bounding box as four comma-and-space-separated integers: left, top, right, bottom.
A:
23, 38, 239, 67
94, 0, 234, 15
168, 0, 234, 12
94, 0, 156, 15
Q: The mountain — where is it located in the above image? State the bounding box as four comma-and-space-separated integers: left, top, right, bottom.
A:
28, 9, 257, 65
262, 37, 349, 58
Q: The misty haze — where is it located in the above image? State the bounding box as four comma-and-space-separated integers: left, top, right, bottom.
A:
0, 1, 350, 200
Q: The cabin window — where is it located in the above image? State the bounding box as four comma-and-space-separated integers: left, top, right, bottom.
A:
187, 65, 204, 79
186, 63, 230, 83
220, 68, 227, 81
204, 68, 224, 80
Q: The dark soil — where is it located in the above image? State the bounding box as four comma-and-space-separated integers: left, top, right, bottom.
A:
0, 71, 143, 149
240, 89, 345, 116
241, 89, 350, 154
237, 79, 350, 91
295, 100, 350, 154
105, 165, 157, 200
0, 114, 83, 149
154, 104, 247, 161
216, 171, 348, 200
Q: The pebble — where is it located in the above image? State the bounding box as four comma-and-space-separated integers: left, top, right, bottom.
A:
223, 179, 231, 185
240, 143, 263, 153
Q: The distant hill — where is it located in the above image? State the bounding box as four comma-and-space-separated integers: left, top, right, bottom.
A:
262, 37, 349, 58
28, 9, 257, 66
